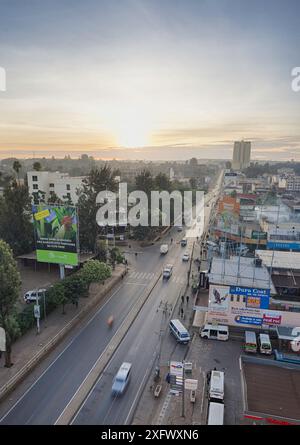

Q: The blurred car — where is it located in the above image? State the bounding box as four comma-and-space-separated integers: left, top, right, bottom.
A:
163, 264, 173, 279
182, 252, 190, 262
111, 362, 132, 396
181, 238, 187, 247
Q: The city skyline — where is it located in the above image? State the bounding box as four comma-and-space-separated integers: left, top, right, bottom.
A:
0, 0, 300, 161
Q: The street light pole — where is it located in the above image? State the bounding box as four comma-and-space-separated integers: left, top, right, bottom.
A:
181, 361, 185, 418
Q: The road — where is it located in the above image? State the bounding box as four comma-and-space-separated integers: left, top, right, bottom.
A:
0, 170, 223, 425
72, 171, 223, 425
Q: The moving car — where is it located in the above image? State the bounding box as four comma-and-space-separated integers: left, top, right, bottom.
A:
182, 252, 190, 262
23, 289, 46, 304
163, 264, 173, 279
160, 244, 169, 254
177, 226, 183, 232
111, 362, 132, 396
181, 238, 187, 247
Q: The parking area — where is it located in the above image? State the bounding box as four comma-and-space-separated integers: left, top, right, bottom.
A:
188, 334, 245, 424
17, 261, 61, 309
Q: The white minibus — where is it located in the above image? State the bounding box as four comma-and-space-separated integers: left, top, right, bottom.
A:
200, 324, 229, 341
259, 333, 272, 355
169, 319, 191, 344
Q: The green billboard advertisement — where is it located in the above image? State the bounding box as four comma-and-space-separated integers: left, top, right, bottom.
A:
32, 205, 79, 266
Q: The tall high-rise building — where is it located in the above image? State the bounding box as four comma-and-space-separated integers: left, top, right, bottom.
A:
232, 140, 251, 170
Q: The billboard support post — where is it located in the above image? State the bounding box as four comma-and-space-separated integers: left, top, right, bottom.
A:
59, 264, 65, 280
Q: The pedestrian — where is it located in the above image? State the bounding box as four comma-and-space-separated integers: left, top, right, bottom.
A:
181, 295, 184, 304
186, 295, 189, 304
180, 307, 184, 318
198, 265, 200, 272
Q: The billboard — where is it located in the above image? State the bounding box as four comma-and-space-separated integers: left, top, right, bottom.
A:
32, 205, 79, 266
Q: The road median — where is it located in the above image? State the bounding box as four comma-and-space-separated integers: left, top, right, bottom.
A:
55, 271, 162, 425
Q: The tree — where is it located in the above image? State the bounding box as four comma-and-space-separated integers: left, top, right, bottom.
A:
80, 260, 112, 285
33, 162, 42, 171
63, 275, 88, 307
189, 177, 197, 189
48, 282, 68, 315
0, 181, 34, 255
155, 173, 172, 192
135, 170, 154, 198
0, 240, 21, 367
77, 166, 118, 252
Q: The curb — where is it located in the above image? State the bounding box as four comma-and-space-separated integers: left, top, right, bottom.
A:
0, 270, 124, 403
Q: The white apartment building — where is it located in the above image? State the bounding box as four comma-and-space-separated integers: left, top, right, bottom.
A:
27, 171, 85, 204
232, 140, 251, 171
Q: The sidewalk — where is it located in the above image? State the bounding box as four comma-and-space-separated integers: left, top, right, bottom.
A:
0, 265, 125, 400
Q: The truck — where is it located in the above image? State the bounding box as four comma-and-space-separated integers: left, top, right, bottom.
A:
160, 244, 169, 255
209, 370, 225, 403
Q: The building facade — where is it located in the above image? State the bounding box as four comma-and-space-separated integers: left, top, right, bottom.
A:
232, 140, 251, 171
27, 171, 85, 204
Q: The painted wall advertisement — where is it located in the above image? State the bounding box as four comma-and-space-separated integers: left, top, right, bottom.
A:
32, 205, 79, 266
208, 285, 230, 312
205, 284, 299, 328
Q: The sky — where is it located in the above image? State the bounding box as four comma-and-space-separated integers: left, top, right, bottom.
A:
0, 0, 300, 161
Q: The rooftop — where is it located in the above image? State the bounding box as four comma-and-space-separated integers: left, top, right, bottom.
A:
241, 356, 300, 423
209, 256, 276, 293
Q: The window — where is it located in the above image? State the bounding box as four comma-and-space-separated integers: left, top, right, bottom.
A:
32, 176, 38, 182
33, 184, 38, 190
66, 193, 71, 199
49, 183, 54, 188
243, 296, 246, 303
237, 295, 240, 302
231, 295, 234, 302
66, 184, 70, 190
49, 191, 54, 196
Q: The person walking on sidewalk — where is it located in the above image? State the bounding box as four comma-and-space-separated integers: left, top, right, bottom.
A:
180, 307, 184, 318
181, 295, 184, 304
186, 295, 189, 305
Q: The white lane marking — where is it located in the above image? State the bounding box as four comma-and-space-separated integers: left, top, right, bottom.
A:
124, 370, 149, 425
0, 283, 125, 423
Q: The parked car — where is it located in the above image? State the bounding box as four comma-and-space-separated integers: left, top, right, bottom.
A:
181, 238, 187, 247
23, 289, 46, 304
182, 252, 190, 262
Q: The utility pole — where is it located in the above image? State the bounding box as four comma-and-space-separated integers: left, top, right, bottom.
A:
181, 361, 185, 418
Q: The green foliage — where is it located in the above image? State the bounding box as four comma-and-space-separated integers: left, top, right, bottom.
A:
109, 247, 124, 268
0, 240, 21, 366
77, 166, 118, 252
0, 181, 34, 255
80, 260, 112, 284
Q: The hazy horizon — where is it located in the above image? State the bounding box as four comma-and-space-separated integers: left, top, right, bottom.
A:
1, 0, 300, 161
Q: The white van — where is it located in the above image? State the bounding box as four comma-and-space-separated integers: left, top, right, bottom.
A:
259, 333, 272, 355
169, 319, 191, 344
245, 331, 257, 353
209, 370, 225, 402
207, 401, 224, 425
200, 324, 229, 341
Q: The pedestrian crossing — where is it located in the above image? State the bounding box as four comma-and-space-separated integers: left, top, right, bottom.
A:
126, 270, 186, 285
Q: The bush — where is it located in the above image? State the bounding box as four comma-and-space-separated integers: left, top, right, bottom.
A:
80, 260, 112, 285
